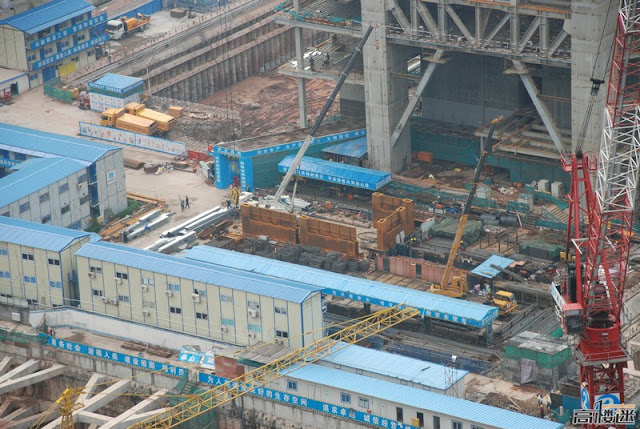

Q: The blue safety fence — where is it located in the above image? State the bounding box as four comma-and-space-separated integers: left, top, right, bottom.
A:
44, 334, 189, 377
113, 0, 163, 20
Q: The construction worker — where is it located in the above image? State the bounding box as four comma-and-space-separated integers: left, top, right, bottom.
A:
309, 57, 315, 72
324, 52, 330, 66
231, 187, 240, 208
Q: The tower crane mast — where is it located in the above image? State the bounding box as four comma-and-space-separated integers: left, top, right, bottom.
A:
554, 1, 640, 425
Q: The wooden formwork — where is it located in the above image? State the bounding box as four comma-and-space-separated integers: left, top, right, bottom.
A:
371, 192, 415, 230
376, 206, 409, 251
240, 204, 298, 243
299, 216, 360, 258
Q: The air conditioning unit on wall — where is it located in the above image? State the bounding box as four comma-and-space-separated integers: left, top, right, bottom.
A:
165, 290, 173, 297
142, 309, 151, 317
191, 293, 201, 303
114, 277, 122, 285
248, 308, 259, 318
141, 284, 148, 292
88, 272, 96, 278
101, 296, 108, 303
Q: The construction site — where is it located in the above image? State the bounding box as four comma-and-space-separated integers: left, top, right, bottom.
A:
1, 0, 640, 428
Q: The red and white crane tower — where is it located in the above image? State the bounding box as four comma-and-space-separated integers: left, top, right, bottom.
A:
553, 1, 640, 425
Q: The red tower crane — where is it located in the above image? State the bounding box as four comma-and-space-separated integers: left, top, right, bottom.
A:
552, 1, 640, 426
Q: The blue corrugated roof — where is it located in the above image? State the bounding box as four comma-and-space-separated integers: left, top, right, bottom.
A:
0, 216, 96, 252
321, 137, 367, 158
89, 73, 144, 92
76, 242, 322, 303
321, 342, 467, 390
185, 246, 499, 327
286, 364, 563, 429
0, 123, 119, 166
471, 254, 515, 279
0, 0, 94, 34
278, 155, 392, 190
0, 158, 85, 208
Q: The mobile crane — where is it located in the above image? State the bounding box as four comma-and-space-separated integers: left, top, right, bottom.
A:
551, 1, 640, 425
430, 116, 502, 298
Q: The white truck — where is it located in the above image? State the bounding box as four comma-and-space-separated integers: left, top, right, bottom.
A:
107, 13, 151, 40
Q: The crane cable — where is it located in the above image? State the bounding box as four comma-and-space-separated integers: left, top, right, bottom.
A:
576, 0, 615, 153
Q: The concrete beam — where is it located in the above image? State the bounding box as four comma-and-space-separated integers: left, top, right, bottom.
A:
512, 60, 566, 154
9, 406, 59, 429
415, 0, 440, 39
0, 399, 14, 417
273, 16, 361, 37
43, 379, 131, 429
122, 408, 170, 426
4, 407, 33, 421
388, 0, 412, 36
75, 373, 106, 406
0, 360, 39, 384
101, 389, 168, 429
481, 14, 510, 47
75, 411, 112, 426
0, 364, 65, 395
0, 356, 13, 376
391, 50, 444, 148
547, 29, 568, 56
517, 16, 540, 53
444, 4, 476, 44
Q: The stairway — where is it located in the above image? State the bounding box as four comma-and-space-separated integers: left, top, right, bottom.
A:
547, 206, 569, 224
521, 213, 539, 229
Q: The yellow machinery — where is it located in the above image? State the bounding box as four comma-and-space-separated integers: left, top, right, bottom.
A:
431, 116, 502, 298
44, 305, 419, 429
100, 107, 158, 135
489, 290, 518, 316
125, 102, 176, 133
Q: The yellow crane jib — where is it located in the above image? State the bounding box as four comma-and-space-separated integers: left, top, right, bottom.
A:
132, 304, 420, 429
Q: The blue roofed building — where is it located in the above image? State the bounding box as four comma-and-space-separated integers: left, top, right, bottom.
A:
75, 241, 325, 349
0, 123, 127, 229
201, 361, 563, 429
317, 342, 468, 397
185, 246, 500, 331
0, 216, 100, 308
0, 0, 108, 86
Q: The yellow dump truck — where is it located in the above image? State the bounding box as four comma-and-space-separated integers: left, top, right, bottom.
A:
100, 108, 157, 135
125, 102, 176, 133
488, 290, 518, 317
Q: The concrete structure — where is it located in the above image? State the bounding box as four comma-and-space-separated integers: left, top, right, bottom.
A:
75, 242, 324, 349
275, 0, 618, 178
0, 0, 108, 86
0, 123, 127, 227
0, 216, 98, 308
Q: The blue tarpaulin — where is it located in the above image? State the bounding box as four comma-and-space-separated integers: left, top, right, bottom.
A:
321, 137, 367, 158
471, 255, 515, 279
278, 155, 392, 190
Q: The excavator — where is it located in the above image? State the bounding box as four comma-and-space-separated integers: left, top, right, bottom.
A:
430, 116, 502, 298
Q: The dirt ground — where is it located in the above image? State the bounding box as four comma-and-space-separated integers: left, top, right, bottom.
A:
0, 85, 234, 250
199, 70, 341, 138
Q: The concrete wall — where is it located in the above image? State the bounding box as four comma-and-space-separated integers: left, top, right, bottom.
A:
0, 25, 26, 70
422, 53, 527, 128
76, 254, 323, 349
0, 236, 90, 308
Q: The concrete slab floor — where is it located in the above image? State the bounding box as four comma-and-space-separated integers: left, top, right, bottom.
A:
465, 373, 540, 403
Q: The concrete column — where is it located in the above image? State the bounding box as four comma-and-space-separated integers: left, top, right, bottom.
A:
571, 0, 617, 152
362, 2, 411, 172
294, 0, 308, 128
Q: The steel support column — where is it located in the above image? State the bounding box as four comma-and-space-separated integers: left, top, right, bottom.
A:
391, 50, 444, 148
513, 60, 565, 153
